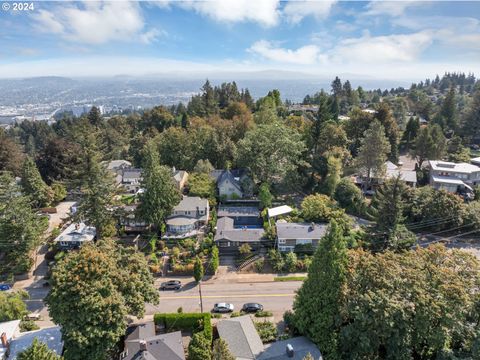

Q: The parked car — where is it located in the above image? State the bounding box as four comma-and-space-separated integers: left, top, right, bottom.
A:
0, 284, 11, 291
213, 303, 234, 313
242, 303, 264, 313
160, 280, 182, 290
24, 313, 41, 321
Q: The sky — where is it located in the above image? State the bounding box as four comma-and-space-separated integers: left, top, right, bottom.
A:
0, 0, 479, 81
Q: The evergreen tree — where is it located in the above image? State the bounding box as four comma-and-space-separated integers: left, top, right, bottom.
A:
402, 116, 420, 149
429, 124, 447, 159
17, 338, 62, 360
210, 246, 219, 274
440, 86, 457, 129
21, 157, 53, 208
331, 77, 343, 97
0, 172, 47, 274
188, 333, 212, 360
293, 221, 348, 360
181, 112, 189, 129
355, 121, 390, 190
137, 143, 181, 235
320, 156, 342, 197
193, 256, 204, 282
212, 338, 235, 360
461, 87, 480, 142
73, 132, 117, 238
368, 176, 416, 251
310, 93, 332, 153
375, 103, 399, 162
87, 106, 102, 127
258, 183, 273, 209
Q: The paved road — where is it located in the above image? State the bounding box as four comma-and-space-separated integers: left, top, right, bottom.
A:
145, 276, 302, 320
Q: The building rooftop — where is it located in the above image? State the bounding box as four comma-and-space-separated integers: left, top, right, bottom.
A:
166, 216, 198, 226
106, 160, 132, 171
217, 316, 264, 360
218, 206, 260, 218
429, 160, 480, 174
431, 175, 467, 185
215, 217, 264, 243
54, 222, 96, 244
258, 336, 322, 360
173, 196, 209, 212
276, 222, 328, 240
123, 322, 185, 360
8, 326, 63, 360
267, 205, 293, 218
0, 320, 20, 359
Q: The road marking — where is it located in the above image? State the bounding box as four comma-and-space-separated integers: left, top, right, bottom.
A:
160, 293, 295, 300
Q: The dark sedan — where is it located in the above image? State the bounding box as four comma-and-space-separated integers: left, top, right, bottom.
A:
160, 280, 182, 290
242, 303, 264, 313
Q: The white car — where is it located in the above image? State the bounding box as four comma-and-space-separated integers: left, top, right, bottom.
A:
213, 303, 234, 313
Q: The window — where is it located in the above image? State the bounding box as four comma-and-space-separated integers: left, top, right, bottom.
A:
296, 239, 312, 245
278, 239, 286, 244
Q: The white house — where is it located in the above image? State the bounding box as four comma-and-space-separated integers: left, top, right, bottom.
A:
428, 160, 480, 193
165, 196, 209, 238
54, 223, 96, 250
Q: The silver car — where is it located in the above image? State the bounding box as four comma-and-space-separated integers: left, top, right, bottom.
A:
213, 303, 234, 313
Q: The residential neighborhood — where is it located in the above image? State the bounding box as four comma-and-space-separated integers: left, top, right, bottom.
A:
1, 1, 480, 360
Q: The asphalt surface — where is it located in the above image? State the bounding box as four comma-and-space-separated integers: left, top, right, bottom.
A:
146, 277, 302, 319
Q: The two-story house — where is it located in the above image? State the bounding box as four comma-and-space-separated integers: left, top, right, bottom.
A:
276, 222, 328, 253
165, 196, 209, 238
428, 160, 480, 193
210, 169, 253, 199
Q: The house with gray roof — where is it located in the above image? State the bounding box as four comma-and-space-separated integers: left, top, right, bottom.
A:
428, 160, 480, 193
121, 168, 143, 194
217, 316, 264, 360
165, 196, 209, 238
211, 169, 253, 199
214, 217, 265, 254
8, 326, 63, 360
258, 337, 322, 360
120, 322, 185, 360
54, 222, 96, 250
218, 206, 263, 226
217, 316, 322, 360
276, 222, 328, 253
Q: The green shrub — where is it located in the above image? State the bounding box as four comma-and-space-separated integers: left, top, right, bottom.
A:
230, 312, 241, 318
154, 313, 212, 341
19, 320, 40, 332
254, 321, 277, 343
255, 310, 273, 318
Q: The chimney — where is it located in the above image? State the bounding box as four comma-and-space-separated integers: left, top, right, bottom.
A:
286, 343, 294, 358
139, 340, 147, 352
1, 332, 8, 348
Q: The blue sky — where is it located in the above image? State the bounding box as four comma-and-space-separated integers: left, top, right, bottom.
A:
0, 1, 479, 80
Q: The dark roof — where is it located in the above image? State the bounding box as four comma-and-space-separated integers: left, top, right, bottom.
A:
217, 170, 242, 192
217, 316, 264, 360
218, 206, 260, 218
258, 336, 322, 360
210, 169, 248, 182
122, 323, 185, 360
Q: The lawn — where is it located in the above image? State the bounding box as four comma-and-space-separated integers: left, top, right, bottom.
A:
274, 276, 306, 282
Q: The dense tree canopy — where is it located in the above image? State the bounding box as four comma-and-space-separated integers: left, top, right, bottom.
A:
46, 240, 158, 360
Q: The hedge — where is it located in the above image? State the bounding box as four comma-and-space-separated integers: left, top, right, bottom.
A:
154, 313, 212, 341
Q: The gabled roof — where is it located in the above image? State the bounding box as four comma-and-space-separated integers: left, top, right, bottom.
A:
123, 323, 185, 360
106, 160, 132, 171
217, 316, 264, 360
276, 222, 328, 240
215, 217, 265, 243
122, 168, 143, 179
217, 170, 242, 192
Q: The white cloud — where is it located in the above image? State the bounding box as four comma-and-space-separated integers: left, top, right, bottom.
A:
248, 40, 323, 65
331, 31, 434, 63
31, 1, 162, 45
364, 0, 428, 17
178, 0, 280, 27
283, 0, 337, 24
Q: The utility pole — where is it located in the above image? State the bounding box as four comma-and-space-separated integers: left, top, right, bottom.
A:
198, 281, 204, 313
